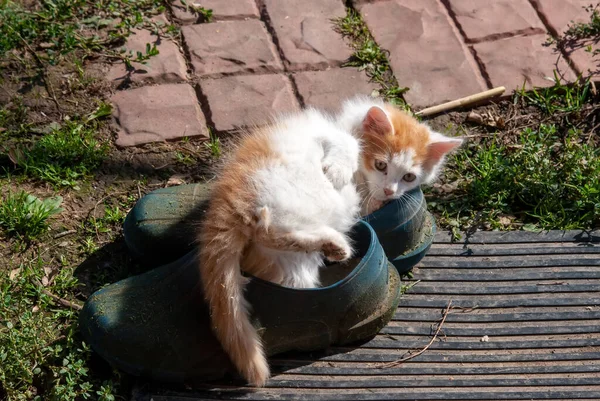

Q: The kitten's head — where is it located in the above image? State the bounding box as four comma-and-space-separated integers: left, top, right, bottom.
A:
358, 104, 462, 202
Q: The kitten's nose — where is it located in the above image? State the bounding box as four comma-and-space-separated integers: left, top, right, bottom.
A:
383, 187, 395, 196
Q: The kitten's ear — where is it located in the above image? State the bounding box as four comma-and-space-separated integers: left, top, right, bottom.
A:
362, 106, 392, 136
426, 131, 463, 164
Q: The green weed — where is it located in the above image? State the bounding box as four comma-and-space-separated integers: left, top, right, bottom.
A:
334, 9, 409, 108
204, 129, 221, 158
178, 0, 213, 22
0, 191, 63, 240
516, 72, 592, 115
560, 3, 600, 55
175, 151, 195, 165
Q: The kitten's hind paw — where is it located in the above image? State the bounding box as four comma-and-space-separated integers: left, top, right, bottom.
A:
322, 236, 353, 262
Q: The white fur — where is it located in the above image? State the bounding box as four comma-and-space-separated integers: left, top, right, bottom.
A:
336, 95, 386, 137
251, 108, 361, 287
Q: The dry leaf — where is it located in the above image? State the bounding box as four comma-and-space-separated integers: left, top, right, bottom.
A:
9, 268, 21, 281
41, 276, 49, 287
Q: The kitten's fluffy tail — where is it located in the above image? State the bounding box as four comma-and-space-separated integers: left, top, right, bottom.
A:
199, 216, 270, 387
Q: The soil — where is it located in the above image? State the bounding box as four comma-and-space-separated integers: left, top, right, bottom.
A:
0, 53, 219, 301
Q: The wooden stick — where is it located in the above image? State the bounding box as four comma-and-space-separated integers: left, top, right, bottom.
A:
34, 278, 83, 311
378, 300, 453, 368
416, 87, 506, 117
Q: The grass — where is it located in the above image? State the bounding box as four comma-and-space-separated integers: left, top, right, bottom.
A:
0, 0, 167, 66
430, 77, 599, 236
3, 104, 111, 189
0, 191, 63, 241
334, 8, 409, 108
0, 256, 123, 401
178, 0, 213, 22
0, 0, 176, 398
204, 129, 222, 158
516, 71, 592, 115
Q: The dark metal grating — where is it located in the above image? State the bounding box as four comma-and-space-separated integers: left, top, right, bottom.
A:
137, 230, 600, 401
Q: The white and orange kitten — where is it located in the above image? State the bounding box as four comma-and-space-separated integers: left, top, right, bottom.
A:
337, 96, 463, 215
198, 109, 361, 387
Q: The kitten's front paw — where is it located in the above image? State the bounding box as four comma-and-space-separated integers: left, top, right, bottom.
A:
322, 237, 353, 262
322, 159, 354, 191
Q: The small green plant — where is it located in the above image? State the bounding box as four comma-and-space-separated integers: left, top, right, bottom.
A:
175, 151, 195, 165
516, 72, 591, 115
560, 3, 600, 55
103, 205, 126, 225
178, 0, 213, 22
0, 191, 63, 240
334, 9, 409, 107
122, 42, 159, 69
204, 130, 222, 158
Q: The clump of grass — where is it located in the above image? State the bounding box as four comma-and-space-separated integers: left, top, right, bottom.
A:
435, 124, 599, 231
516, 72, 592, 115
3, 104, 110, 188
334, 9, 409, 107
0, 191, 63, 240
204, 129, 221, 158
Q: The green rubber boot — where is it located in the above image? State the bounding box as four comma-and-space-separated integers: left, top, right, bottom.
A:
79, 221, 401, 383
123, 184, 435, 274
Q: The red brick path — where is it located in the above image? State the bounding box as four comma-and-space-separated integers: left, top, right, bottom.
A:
109, 0, 598, 146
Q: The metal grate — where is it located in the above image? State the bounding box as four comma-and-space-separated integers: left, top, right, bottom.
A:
137, 230, 600, 401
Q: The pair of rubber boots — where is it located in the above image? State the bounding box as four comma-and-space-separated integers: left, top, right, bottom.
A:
79, 184, 435, 384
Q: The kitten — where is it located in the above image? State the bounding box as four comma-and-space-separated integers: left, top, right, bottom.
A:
198, 109, 361, 387
337, 96, 463, 215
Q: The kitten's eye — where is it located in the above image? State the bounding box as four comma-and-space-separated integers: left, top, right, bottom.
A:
374, 160, 387, 172
403, 173, 416, 182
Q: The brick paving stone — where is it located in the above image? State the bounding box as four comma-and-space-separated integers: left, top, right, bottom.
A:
360, 0, 487, 108
111, 84, 208, 147
182, 20, 282, 77
263, 0, 351, 71
447, 0, 545, 42
474, 34, 576, 90
530, 0, 599, 77
293, 69, 379, 112
201, 74, 299, 132
171, 0, 259, 24
107, 16, 187, 84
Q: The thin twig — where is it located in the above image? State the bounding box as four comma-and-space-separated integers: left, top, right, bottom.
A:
53, 229, 77, 239
379, 300, 453, 368
33, 279, 82, 311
